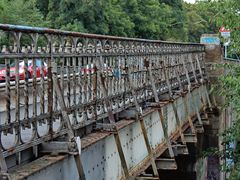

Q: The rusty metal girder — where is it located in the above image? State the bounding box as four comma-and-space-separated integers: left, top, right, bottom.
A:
8, 86, 208, 180
172, 144, 189, 156
184, 133, 198, 143
155, 158, 177, 170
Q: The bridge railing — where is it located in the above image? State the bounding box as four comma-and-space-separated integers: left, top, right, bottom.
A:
0, 24, 205, 159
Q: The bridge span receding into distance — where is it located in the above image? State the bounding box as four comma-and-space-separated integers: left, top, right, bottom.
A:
0, 24, 219, 180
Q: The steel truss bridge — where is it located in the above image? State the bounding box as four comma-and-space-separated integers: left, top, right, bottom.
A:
0, 24, 214, 180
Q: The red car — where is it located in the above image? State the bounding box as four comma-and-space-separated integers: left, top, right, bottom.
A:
0, 59, 47, 82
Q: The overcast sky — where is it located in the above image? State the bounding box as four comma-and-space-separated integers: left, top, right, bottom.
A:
183, 0, 196, 3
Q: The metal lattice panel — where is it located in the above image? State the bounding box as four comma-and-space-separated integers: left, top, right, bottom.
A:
0, 24, 208, 175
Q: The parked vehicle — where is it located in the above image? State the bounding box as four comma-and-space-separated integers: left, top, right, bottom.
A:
80, 63, 112, 75
0, 59, 47, 82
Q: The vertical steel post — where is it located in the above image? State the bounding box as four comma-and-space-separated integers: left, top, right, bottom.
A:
125, 56, 159, 177
189, 54, 204, 127
114, 132, 131, 180
96, 43, 131, 179
181, 54, 200, 133
146, 57, 175, 158
162, 55, 187, 143
52, 61, 86, 180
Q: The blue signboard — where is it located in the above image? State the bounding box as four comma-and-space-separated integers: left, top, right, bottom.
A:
200, 37, 220, 45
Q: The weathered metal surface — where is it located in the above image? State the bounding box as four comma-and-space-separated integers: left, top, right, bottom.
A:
155, 158, 177, 170
9, 155, 68, 180
8, 86, 207, 180
40, 141, 76, 154
52, 60, 86, 179
194, 123, 204, 133
136, 176, 159, 180
183, 133, 198, 143
0, 24, 204, 45
0, 24, 211, 178
172, 144, 189, 156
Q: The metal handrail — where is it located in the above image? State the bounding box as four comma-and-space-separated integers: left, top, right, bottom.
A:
0, 24, 206, 162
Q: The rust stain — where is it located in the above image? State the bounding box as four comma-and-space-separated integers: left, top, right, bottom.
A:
8, 108, 203, 180
9, 155, 67, 180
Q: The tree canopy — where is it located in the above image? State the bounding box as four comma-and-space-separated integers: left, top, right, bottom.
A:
0, 0, 221, 42
209, 1, 240, 179
0, 0, 46, 26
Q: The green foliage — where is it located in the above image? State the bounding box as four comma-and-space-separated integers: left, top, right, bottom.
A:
0, 0, 46, 26
37, 0, 220, 41
161, 0, 188, 41
212, 63, 240, 179
209, 1, 240, 178
184, 1, 218, 42
214, 0, 240, 54
46, 0, 134, 36
0, 0, 224, 42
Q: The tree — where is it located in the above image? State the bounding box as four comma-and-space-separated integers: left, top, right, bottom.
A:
130, 0, 162, 39
208, 1, 240, 179
36, 0, 49, 18
0, 0, 47, 47
0, 0, 46, 26
184, 1, 218, 42
120, 0, 176, 40
215, 0, 240, 54
160, 0, 188, 41
46, 0, 134, 36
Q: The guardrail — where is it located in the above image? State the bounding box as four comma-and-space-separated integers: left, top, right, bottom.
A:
0, 24, 206, 172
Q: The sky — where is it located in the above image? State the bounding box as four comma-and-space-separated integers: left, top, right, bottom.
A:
183, 0, 196, 3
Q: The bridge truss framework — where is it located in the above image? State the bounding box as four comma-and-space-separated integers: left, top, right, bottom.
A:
0, 24, 213, 180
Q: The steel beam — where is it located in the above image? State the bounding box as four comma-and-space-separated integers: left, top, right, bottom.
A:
40, 141, 78, 154
146, 59, 175, 159
194, 124, 204, 133
136, 176, 160, 180
162, 56, 188, 145
181, 55, 198, 134
172, 144, 189, 156
184, 134, 197, 143
52, 62, 86, 180
155, 158, 177, 170
95, 123, 117, 132
114, 132, 131, 179
125, 59, 159, 178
